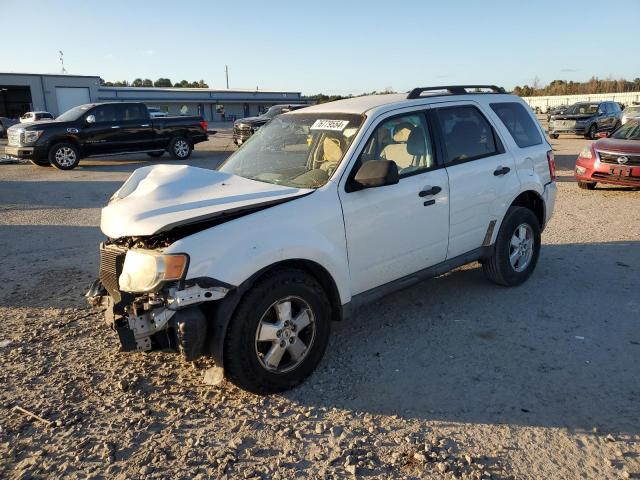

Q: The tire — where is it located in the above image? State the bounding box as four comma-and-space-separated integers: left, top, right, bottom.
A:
578, 181, 597, 190
224, 268, 331, 394
586, 124, 597, 140
147, 151, 164, 158
482, 206, 541, 287
48, 142, 80, 170
550, 133, 559, 139
29, 158, 51, 167
168, 136, 192, 160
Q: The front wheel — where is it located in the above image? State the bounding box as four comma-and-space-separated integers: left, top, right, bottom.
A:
578, 181, 597, 190
550, 133, 559, 139
224, 268, 331, 394
586, 124, 597, 140
48, 142, 80, 170
169, 136, 192, 160
482, 206, 541, 287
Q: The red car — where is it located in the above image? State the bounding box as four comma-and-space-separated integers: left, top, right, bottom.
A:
575, 120, 640, 189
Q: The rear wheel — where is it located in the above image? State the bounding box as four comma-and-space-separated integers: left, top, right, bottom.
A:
578, 181, 597, 190
224, 268, 331, 394
48, 142, 80, 170
169, 136, 192, 160
586, 124, 597, 140
147, 151, 164, 158
550, 133, 559, 139
483, 206, 541, 287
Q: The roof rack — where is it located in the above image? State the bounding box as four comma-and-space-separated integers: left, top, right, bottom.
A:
407, 85, 506, 99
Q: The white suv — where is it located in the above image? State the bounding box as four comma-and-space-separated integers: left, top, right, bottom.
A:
89, 85, 557, 394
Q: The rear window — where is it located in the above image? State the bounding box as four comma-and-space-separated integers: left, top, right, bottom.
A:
490, 102, 542, 148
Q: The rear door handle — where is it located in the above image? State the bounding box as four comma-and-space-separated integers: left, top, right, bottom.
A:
493, 166, 510, 176
111, 126, 120, 129
140, 124, 150, 127
418, 186, 442, 197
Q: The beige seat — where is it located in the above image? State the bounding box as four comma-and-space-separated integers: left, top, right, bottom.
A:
380, 124, 414, 168
319, 136, 343, 175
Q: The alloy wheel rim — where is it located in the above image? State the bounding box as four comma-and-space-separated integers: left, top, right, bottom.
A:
255, 296, 316, 373
509, 223, 534, 272
175, 140, 189, 158
55, 147, 76, 167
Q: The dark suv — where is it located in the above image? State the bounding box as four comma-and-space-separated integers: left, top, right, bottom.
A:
548, 101, 622, 139
233, 104, 307, 145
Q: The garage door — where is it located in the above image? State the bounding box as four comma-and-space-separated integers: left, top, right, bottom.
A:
56, 87, 91, 115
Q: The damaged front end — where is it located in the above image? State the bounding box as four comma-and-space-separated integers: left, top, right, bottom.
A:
86, 241, 231, 361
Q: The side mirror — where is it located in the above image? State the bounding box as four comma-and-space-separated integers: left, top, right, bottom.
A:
597, 110, 605, 116
354, 160, 399, 188
596, 131, 609, 138
86, 115, 96, 124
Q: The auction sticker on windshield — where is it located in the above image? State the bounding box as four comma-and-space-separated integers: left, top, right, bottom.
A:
311, 119, 349, 131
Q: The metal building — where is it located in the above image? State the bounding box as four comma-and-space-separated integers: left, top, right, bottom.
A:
0, 72, 303, 121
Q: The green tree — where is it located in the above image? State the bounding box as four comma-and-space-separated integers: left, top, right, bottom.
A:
131, 78, 143, 87
154, 78, 173, 87
142, 78, 153, 87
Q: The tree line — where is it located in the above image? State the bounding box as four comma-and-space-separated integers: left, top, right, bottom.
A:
513, 77, 640, 97
99, 78, 209, 88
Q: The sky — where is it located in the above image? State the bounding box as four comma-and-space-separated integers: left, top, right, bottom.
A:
1, 0, 638, 95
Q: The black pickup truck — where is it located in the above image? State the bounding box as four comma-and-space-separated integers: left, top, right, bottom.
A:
4, 102, 208, 170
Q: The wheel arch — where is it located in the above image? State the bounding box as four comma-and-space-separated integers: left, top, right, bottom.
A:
49, 136, 83, 156
205, 258, 343, 367
509, 189, 546, 231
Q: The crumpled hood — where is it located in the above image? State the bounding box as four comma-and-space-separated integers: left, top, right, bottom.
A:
101, 164, 311, 238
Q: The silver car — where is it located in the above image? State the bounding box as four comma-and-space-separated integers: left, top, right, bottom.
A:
621, 105, 640, 125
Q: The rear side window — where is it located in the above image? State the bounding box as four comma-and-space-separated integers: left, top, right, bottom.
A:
117, 104, 146, 121
490, 102, 542, 148
435, 106, 497, 163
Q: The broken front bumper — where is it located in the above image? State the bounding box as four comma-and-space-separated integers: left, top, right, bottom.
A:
88, 243, 230, 360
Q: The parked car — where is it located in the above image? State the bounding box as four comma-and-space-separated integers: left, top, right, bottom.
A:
574, 119, 640, 189
0, 117, 19, 138
546, 105, 568, 123
5, 102, 208, 169
548, 101, 621, 139
233, 103, 308, 145
147, 107, 169, 118
86, 85, 557, 394
621, 104, 640, 125
19, 111, 54, 123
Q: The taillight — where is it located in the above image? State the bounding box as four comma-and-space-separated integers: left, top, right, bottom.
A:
547, 150, 556, 181
200, 120, 208, 132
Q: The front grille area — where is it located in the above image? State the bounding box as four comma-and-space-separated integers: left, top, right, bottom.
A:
7, 130, 22, 147
99, 244, 127, 302
597, 151, 640, 166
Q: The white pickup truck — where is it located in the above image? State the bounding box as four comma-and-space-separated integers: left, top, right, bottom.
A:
88, 85, 557, 394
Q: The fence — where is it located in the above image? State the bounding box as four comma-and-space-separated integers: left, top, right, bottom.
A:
523, 92, 640, 112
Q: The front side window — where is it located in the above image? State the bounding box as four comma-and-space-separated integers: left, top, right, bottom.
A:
92, 105, 117, 123
436, 106, 497, 163
491, 102, 542, 148
219, 113, 364, 189
358, 113, 434, 176
118, 104, 146, 121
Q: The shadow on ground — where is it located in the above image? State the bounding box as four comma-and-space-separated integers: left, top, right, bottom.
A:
288, 241, 640, 437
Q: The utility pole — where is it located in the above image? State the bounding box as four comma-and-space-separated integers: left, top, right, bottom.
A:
225, 65, 229, 89
59, 50, 67, 74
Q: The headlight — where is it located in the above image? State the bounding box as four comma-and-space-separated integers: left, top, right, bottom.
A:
575, 166, 587, 175
579, 147, 593, 159
119, 250, 188, 292
23, 130, 44, 145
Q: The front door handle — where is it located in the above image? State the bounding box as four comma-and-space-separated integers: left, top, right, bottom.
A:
140, 124, 150, 127
418, 185, 442, 197
493, 166, 511, 176
111, 126, 121, 129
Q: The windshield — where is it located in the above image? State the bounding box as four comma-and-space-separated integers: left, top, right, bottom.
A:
262, 106, 285, 119
56, 105, 93, 122
219, 113, 364, 188
566, 103, 599, 115
611, 120, 640, 140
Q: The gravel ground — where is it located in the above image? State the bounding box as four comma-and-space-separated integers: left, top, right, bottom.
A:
1, 128, 639, 479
